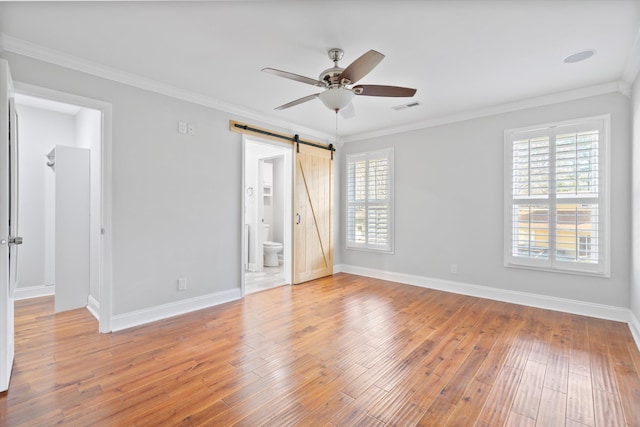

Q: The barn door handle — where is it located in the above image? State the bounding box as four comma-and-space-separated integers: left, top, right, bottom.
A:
296, 213, 301, 224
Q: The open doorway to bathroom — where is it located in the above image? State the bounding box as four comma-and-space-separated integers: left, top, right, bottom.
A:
243, 137, 292, 294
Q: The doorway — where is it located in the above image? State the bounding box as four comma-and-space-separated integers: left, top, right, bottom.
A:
243, 137, 292, 294
12, 84, 112, 332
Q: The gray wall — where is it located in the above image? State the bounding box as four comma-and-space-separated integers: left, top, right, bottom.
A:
4, 50, 634, 319
4, 52, 329, 316
340, 92, 631, 308
272, 156, 284, 245
17, 105, 75, 288
4, 52, 245, 315
632, 76, 640, 321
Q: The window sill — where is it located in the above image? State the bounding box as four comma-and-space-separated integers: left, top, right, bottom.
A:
346, 245, 394, 255
504, 262, 610, 278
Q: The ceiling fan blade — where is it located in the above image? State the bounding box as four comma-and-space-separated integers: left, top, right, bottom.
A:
340, 102, 356, 119
262, 68, 325, 87
353, 85, 417, 97
338, 50, 385, 85
275, 93, 320, 110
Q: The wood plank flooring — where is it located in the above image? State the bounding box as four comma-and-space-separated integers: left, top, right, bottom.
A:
1, 273, 639, 426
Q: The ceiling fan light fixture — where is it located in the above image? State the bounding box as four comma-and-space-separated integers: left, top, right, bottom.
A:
318, 87, 355, 112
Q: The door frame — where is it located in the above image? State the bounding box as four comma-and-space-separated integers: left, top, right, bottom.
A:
14, 82, 113, 333
241, 135, 293, 295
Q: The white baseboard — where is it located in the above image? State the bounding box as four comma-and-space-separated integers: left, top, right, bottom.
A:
337, 264, 640, 351
13, 284, 55, 300
110, 288, 242, 332
629, 312, 640, 351
87, 295, 100, 321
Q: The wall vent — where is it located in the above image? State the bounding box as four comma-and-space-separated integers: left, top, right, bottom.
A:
392, 101, 421, 110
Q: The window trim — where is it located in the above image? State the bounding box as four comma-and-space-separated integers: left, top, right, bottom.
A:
503, 114, 610, 277
346, 147, 394, 254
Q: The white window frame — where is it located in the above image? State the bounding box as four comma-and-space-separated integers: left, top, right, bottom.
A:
346, 148, 394, 253
504, 115, 610, 276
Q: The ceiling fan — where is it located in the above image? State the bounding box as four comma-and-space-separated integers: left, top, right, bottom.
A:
262, 48, 417, 117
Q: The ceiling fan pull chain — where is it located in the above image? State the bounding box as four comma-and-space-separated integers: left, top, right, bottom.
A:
334, 111, 339, 157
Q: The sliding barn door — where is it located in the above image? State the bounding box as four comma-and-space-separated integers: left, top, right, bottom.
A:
293, 143, 333, 284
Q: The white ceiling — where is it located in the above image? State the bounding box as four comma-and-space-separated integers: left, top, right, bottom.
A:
14, 93, 83, 115
1, 1, 639, 140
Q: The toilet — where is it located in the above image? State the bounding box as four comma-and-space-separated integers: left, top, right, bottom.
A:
262, 224, 283, 267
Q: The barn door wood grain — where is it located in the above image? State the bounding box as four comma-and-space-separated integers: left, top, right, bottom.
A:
293, 143, 333, 284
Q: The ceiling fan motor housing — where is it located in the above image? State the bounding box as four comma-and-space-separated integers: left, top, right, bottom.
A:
321, 48, 346, 86
319, 67, 345, 86
328, 48, 343, 61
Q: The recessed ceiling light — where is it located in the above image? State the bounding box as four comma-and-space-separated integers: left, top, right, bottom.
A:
563, 49, 596, 64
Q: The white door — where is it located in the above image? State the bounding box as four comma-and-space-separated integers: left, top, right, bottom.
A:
0, 59, 19, 392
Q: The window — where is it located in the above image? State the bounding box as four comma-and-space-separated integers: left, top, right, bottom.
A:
346, 148, 394, 253
504, 115, 609, 275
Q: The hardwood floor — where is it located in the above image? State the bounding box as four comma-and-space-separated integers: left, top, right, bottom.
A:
1, 273, 639, 426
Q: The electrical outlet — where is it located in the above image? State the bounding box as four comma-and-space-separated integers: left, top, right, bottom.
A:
177, 277, 187, 291
187, 123, 195, 135
450, 264, 458, 274
178, 121, 187, 134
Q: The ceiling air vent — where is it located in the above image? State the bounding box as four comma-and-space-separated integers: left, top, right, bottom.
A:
392, 101, 421, 111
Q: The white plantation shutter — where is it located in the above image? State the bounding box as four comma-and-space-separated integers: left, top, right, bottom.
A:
347, 148, 393, 252
505, 116, 609, 275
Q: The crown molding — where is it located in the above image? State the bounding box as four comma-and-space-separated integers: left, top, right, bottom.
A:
0, 33, 336, 143
342, 80, 628, 143
0, 33, 632, 145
